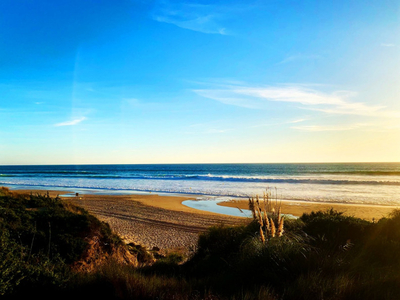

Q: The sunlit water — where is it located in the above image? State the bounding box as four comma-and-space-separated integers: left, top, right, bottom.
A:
1, 164, 399, 209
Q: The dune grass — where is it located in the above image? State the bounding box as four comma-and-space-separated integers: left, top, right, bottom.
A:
1, 187, 400, 299
248, 189, 285, 242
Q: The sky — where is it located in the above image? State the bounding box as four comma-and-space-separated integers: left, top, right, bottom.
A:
0, 0, 399, 164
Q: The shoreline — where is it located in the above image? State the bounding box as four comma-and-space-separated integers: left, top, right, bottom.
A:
6, 186, 400, 251
9, 186, 399, 221
218, 199, 399, 221
9, 187, 246, 252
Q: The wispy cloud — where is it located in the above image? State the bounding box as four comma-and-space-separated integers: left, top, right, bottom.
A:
249, 118, 308, 129
292, 123, 369, 132
55, 117, 86, 127
194, 83, 396, 117
292, 120, 400, 132
151, 1, 228, 35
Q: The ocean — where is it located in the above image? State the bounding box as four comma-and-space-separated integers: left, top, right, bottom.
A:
1, 163, 400, 206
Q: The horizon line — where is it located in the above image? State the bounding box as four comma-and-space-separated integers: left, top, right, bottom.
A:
1, 161, 399, 166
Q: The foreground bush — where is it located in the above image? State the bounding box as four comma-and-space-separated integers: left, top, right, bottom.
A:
0, 188, 130, 298
181, 208, 400, 299
2, 187, 400, 300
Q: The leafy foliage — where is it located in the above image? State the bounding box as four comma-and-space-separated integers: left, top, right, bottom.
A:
2, 186, 400, 300
0, 188, 123, 298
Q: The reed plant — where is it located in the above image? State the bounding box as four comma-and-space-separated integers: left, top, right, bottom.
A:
4, 187, 400, 299
248, 188, 284, 242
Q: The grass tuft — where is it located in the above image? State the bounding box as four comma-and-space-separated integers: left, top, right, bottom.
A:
2, 187, 400, 299
248, 188, 285, 242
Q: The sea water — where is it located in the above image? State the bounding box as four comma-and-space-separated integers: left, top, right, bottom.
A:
1, 163, 400, 206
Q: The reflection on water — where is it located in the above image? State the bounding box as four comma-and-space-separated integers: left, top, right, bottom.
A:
9, 184, 297, 218
182, 198, 252, 217
183, 197, 298, 219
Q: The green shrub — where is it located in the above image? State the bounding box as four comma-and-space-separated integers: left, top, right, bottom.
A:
0, 190, 124, 298
0, 228, 25, 296
127, 243, 154, 265
3, 187, 400, 300
300, 209, 372, 249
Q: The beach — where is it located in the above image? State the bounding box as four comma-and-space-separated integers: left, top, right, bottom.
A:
14, 189, 246, 252
3, 164, 400, 207
218, 199, 399, 221
12, 188, 400, 253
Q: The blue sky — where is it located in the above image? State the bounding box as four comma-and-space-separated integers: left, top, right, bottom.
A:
1, 0, 399, 164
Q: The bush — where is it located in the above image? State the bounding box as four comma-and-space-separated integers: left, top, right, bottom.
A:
3, 187, 400, 300
0, 228, 25, 295
0, 190, 124, 298
300, 209, 372, 249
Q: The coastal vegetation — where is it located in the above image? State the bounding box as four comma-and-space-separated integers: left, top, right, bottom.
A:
1, 187, 400, 299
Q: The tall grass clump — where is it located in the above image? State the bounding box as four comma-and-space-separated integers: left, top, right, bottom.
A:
248, 189, 285, 243
184, 190, 311, 297
4, 186, 400, 299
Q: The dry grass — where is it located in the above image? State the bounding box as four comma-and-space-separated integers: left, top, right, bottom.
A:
249, 189, 284, 242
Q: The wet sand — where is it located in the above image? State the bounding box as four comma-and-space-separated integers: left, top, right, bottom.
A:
13, 190, 246, 252
218, 199, 399, 221
11, 188, 399, 253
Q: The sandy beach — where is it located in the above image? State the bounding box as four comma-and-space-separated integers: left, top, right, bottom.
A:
14, 189, 246, 253
12, 189, 400, 253
218, 199, 399, 221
